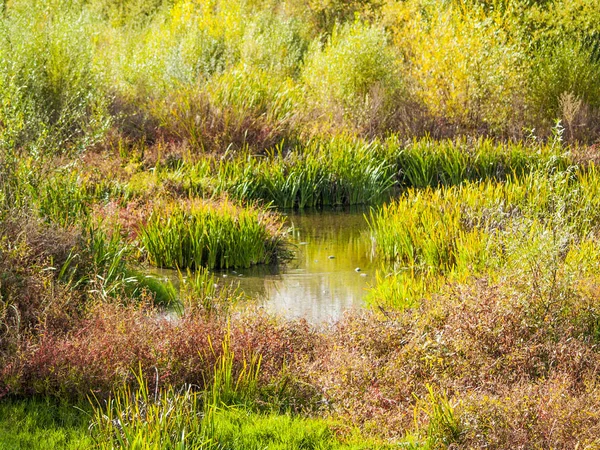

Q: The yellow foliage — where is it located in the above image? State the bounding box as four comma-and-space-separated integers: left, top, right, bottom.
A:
384, 0, 526, 133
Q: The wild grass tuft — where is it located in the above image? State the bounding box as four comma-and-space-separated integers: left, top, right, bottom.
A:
140, 199, 288, 270
179, 267, 241, 315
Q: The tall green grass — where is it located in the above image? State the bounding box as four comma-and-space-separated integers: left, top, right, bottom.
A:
116, 137, 572, 211
369, 188, 491, 273
391, 138, 569, 188
179, 267, 242, 315
221, 136, 569, 209
367, 165, 600, 307
222, 138, 396, 208
90, 380, 373, 450
89, 342, 383, 449
90, 328, 262, 447
52, 224, 177, 305
140, 200, 288, 270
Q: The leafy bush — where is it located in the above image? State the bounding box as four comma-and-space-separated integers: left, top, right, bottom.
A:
0, 1, 110, 153
386, 0, 526, 135
240, 11, 308, 78
302, 21, 402, 133
527, 39, 600, 139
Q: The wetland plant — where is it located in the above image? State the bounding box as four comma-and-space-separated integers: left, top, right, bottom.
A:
140, 200, 288, 270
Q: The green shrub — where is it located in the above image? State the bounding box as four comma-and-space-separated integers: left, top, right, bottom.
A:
527, 39, 600, 138
302, 21, 402, 133
386, 0, 526, 135
0, 1, 110, 153
240, 11, 308, 78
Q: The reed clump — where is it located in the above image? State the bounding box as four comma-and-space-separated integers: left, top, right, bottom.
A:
370, 167, 600, 271
221, 138, 396, 208
140, 199, 288, 270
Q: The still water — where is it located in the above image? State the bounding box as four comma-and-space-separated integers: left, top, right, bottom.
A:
222, 208, 380, 323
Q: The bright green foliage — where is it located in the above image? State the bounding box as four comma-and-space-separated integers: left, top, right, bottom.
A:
89, 343, 376, 449
371, 166, 600, 268
223, 138, 396, 208
369, 188, 491, 273
303, 21, 401, 131
178, 267, 243, 314
240, 12, 308, 77
34, 171, 93, 227
368, 165, 600, 308
140, 200, 287, 269
53, 224, 177, 305
0, 399, 93, 450
117, 137, 569, 209
91, 372, 211, 449
0, 1, 110, 154
364, 270, 432, 311
2, 0, 600, 150
389, 1, 525, 133
391, 138, 565, 188
91, 389, 376, 450
528, 39, 600, 132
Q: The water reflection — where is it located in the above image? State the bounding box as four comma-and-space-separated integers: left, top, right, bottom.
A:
221, 207, 381, 322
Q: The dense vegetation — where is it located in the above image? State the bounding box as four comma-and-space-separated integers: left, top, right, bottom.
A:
3, 0, 600, 447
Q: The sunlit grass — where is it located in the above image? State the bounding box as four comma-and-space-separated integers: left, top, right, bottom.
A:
140, 199, 288, 270
0, 399, 93, 450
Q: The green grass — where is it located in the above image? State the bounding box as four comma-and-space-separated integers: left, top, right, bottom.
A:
115, 137, 568, 211
0, 399, 93, 450
369, 167, 600, 270
0, 396, 385, 450
140, 200, 288, 270
221, 138, 396, 208
91, 392, 386, 450
88, 345, 385, 449
367, 164, 600, 308
391, 137, 569, 188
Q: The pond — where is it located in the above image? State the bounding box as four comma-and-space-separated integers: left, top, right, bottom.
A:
219, 207, 382, 322
152, 208, 384, 323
